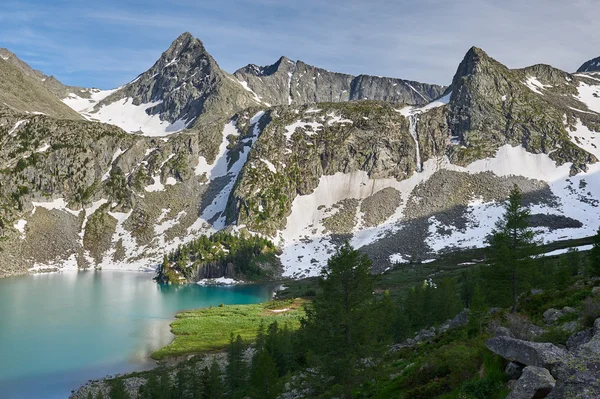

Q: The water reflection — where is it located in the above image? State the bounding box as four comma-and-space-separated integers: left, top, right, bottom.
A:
0, 271, 275, 399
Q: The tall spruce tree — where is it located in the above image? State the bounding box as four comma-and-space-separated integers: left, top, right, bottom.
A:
249, 350, 281, 399
302, 242, 376, 399
226, 334, 247, 395
488, 185, 537, 313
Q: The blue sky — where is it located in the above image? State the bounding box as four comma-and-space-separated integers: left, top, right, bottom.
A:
1, 0, 599, 89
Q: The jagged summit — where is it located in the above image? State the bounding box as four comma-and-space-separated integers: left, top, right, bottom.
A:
77, 32, 260, 136
577, 55, 600, 73
449, 46, 507, 88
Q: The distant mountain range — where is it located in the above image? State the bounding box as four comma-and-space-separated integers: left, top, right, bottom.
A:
1, 32, 600, 280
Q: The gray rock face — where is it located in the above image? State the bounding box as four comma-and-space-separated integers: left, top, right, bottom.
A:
0, 48, 88, 99
577, 56, 600, 73
448, 309, 469, 329
234, 57, 446, 107
505, 361, 525, 380
543, 308, 564, 325
566, 328, 593, 351
447, 47, 599, 175
548, 318, 600, 398
485, 337, 570, 371
493, 326, 515, 338
507, 366, 555, 399
413, 327, 436, 343
93, 32, 261, 127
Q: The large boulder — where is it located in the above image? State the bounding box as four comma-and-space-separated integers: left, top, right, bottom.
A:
566, 329, 593, 351
448, 309, 469, 329
413, 327, 436, 344
543, 308, 563, 325
548, 319, 600, 398
493, 326, 515, 338
507, 366, 555, 399
485, 337, 570, 371
505, 361, 524, 380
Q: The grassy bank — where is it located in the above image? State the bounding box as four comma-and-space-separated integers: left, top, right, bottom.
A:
152, 298, 306, 360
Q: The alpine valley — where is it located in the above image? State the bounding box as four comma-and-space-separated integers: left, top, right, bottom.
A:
2, 32, 600, 282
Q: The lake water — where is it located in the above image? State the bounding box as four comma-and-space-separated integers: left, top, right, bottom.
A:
0, 270, 277, 399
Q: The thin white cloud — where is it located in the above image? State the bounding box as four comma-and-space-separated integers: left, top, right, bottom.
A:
1, 0, 599, 88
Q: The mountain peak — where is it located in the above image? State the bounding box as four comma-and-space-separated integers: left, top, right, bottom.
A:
577, 55, 600, 73
450, 46, 506, 87
164, 32, 206, 59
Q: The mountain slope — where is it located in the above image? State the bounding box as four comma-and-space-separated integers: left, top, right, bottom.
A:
2, 44, 600, 281
234, 56, 446, 106
0, 48, 90, 99
66, 32, 262, 137
0, 57, 82, 120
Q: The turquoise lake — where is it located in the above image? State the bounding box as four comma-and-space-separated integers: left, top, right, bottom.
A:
0, 270, 277, 399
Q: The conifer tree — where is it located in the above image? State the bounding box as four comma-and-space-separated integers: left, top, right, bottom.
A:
566, 248, 581, 276
468, 284, 488, 336
488, 185, 537, 312
109, 379, 129, 399
226, 334, 247, 395
202, 358, 224, 399
302, 242, 376, 399
249, 350, 281, 399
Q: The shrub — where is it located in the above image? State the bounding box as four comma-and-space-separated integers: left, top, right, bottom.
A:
535, 327, 572, 346
583, 297, 600, 327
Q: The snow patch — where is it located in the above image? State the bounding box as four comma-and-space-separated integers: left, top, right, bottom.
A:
9, 120, 28, 136
14, 219, 27, 239
83, 98, 191, 137
524, 77, 551, 95
260, 158, 277, 173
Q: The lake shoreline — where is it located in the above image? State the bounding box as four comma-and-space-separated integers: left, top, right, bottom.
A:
0, 271, 277, 399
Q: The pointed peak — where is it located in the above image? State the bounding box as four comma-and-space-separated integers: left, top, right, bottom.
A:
460, 46, 492, 68
578, 55, 600, 73
276, 56, 294, 65
450, 46, 506, 86
166, 32, 205, 54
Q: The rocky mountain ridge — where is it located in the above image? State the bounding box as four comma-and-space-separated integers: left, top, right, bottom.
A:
0, 55, 83, 120
0, 47, 91, 99
62, 32, 447, 137
1, 38, 600, 280
234, 56, 446, 106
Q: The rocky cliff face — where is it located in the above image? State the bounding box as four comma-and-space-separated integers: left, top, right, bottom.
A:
234, 56, 447, 106
448, 47, 598, 174
2, 40, 600, 280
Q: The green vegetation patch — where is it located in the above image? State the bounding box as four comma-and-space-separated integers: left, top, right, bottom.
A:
152, 299, 305, 360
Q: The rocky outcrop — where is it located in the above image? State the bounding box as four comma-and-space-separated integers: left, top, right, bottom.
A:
489, 318, 600, 399
485, 336, 570, 371
234, 57, 447, 106
547, 319, 600, 398
447, 47, 598, 174
507, 366, 555, 399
